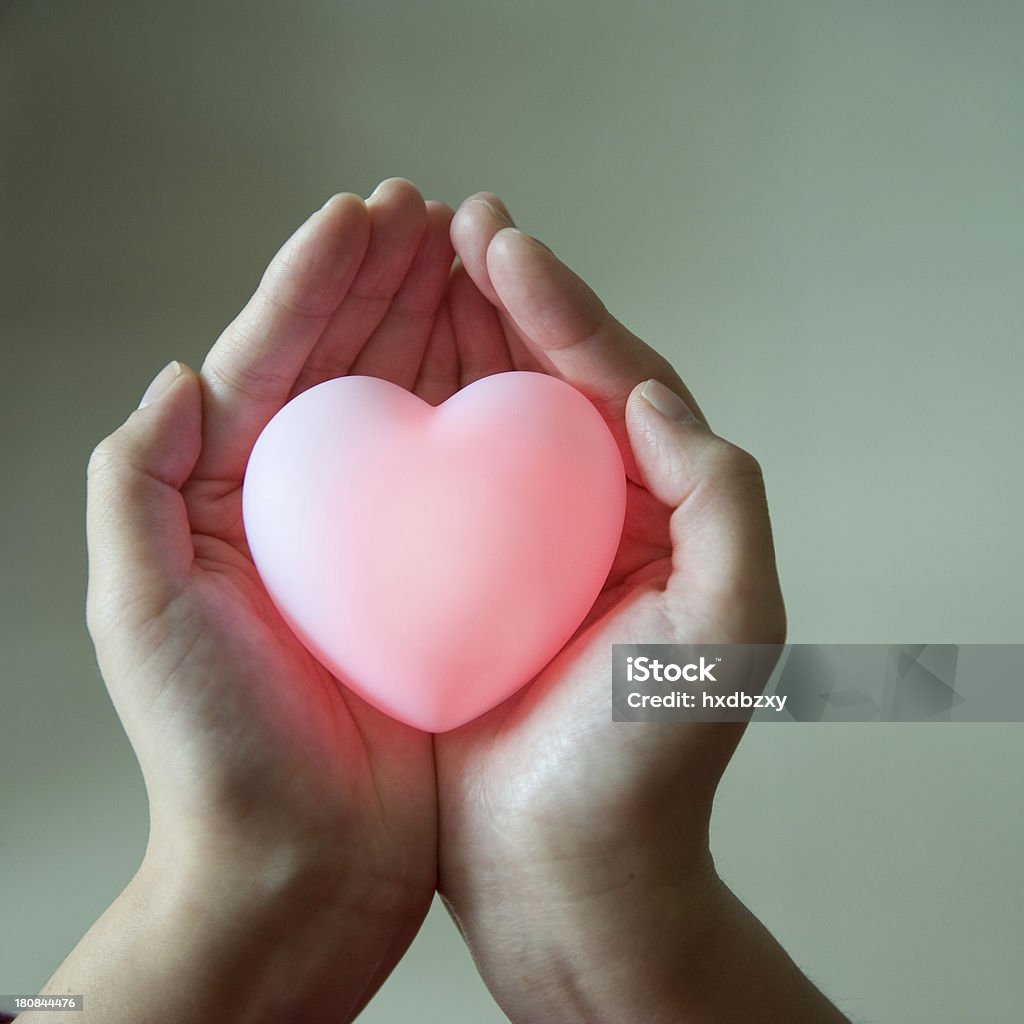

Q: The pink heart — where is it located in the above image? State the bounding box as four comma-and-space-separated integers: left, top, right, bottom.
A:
241, 371, 626, 732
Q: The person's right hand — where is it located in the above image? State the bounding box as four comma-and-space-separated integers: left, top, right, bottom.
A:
67, 180, 454, 1023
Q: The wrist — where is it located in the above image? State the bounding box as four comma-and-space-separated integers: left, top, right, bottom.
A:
128, 852, 383, 1022
449, 858, 846, 1024
144, 797, 437, 929
134, 832, 431, 1020
448, 847, 718, 1024
28, 838, 429, 1024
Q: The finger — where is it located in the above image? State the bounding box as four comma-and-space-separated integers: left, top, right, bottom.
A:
448, 192, 513, 308
448, 196, 560, 375
348, 199, 455, 389
86, 362, 202, 634
291, 178, 428, 395
452, 196, 707, 481
447, 259, 513, 386
197, 194, 370, 480
485, 223, 706, 428
625, 379, 785, 640
413, 295, 459, 405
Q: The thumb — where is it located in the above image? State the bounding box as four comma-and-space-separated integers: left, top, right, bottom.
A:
625, 379, 786, 642
86, 360, 202, 635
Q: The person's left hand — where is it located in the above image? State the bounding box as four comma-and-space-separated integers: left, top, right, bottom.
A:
430, 194, 795, 1023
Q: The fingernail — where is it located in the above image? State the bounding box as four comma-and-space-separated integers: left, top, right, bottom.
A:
368, 177, 413, 200
640, 379, 695, 422
521, 231, 554, 255
320, 192, 344, 211
472, 197, 515, 227
139, 361, 182, 409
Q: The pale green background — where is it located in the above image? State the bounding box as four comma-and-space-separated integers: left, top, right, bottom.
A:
1, 2, 1022, 1021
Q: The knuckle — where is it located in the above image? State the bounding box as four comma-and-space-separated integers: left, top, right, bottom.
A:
716, 440, 764, 481
697, 437, 767, 493
257, 271, 329, 322
86, 434, 122, 479
697, 439, 774, 533
202, 352, 288, 404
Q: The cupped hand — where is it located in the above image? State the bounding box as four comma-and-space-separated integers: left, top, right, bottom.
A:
84, 179, 459, 1018
432, 195, 789, 1020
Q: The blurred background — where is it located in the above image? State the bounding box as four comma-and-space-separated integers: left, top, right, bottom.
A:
1, 1, 1022, 1020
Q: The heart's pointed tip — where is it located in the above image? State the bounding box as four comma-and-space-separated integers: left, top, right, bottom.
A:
389, 706, 485, 734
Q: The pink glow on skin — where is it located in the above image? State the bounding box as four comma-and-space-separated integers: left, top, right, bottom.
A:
241, 371, 627, 733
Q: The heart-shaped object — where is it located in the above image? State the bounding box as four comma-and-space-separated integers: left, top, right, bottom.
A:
241, 371, 626, 732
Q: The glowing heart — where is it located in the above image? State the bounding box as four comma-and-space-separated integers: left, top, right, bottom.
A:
241, 371, 626, 732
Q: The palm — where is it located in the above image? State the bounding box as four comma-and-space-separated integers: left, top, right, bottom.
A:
164, 183, 492, 843
422, 194, 764, 906
433, 462, 686, 860
163, 483, 430, 844
95, 182, 482, 911
428, 279, 693, 851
